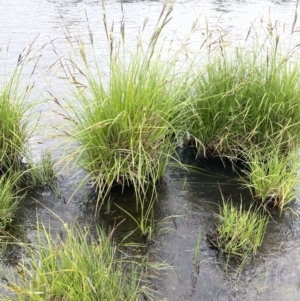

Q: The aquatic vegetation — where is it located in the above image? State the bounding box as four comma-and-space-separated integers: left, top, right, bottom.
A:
0, 173, 23, 231
0, 79, 28, 173
193, 227, 202, 270
207, 198, 268, 258
56, 1, 188, 207
0, 41, 38, 173
23, 150, 58, 189
187, 40, 300, 158
3, 223, 153, 301
116, 197, 155, 244
240, 146, 300, 213
0, 40, 42, 234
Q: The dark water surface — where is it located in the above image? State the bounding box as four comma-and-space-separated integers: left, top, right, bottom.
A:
1, 0, 300, 300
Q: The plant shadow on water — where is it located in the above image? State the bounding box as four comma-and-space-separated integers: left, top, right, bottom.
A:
2, 1, 300, 299
129, 147, 300, 301
1, 149, 300, 300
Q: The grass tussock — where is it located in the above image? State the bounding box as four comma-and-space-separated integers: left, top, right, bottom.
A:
0, 173, 23, 231
240, 146, 300, 213
3, 223, 153, 301
185, 23, 300, 214
0, 40, 41, 232
23, 150, 58, 190
0, 40, 38, 174
56, 1, 188, 206
188, 43, 300, 157
208, 198, 268, 258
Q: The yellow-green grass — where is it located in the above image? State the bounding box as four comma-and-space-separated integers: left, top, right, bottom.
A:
0, 42, 35, 229
0, 43, 38, 174
187, 46, 300, 158
56, 2, 189, 207
0, 173, 23, 231
23, 150, 58, 190
0, 80, 28, 173
208, 198, 268, 258
3, 223, 154, 301
240, 146, 300, 214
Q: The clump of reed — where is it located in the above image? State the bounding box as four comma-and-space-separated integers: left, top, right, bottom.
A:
240, 145, 300, 213
0, 172, 23, 231
0, 41, 38, 174
187, 32, 300, 158
56, 1, 188, 206
3, 223, 152, 300
207, 197, 268, 258
185, 21, 300, 216
23, 150, 58, 190
0, 39, 45, 232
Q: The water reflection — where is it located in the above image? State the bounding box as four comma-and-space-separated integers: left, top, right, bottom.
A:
46, 0, 98, 6
2, 0, 300, 300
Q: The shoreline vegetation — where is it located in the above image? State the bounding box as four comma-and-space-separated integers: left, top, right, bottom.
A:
1, 0, 300, 298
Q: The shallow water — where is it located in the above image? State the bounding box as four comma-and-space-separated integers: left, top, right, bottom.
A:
2, 0, 300, 300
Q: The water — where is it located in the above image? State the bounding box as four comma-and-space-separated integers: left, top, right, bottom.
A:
1, 0, 300, 300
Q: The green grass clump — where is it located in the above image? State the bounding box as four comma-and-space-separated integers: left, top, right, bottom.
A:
240, 146, 300, 213
3, 223, 152, 301
74, 55, 182, 199
58, 2, 187, 205
0, 79, 28, 172
23, 150, 58, 189
0, 46, 36, 173
188, 46, 300, 157
209, 198, 268, 258
0, 174, 23, 231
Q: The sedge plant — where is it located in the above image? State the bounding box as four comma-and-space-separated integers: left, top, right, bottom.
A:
2, 222, 153, 301
187, 26, 300, 158
23, 150, 58, 190
193, 227, 201, 271
208, 197, 268, 258
115, 196, 155, 244
240, 145, 300, 214
0, 40, 38, 174
0, 173, 24, 231
56, 1, 189, 208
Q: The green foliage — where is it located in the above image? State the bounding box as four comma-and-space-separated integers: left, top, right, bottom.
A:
212, 198, 268, 258
188, 45, 300, 157
0, 44, 39, 232
0, 80, 27, 171
58, 2, 188, 207
0, 44, 36, 172
116, 197, 155, 244
194, 228, 201, 269
23, 150, 58, 189
0, 174, 23, 231
3, 223, 151, 301
240, 146, 300, 213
